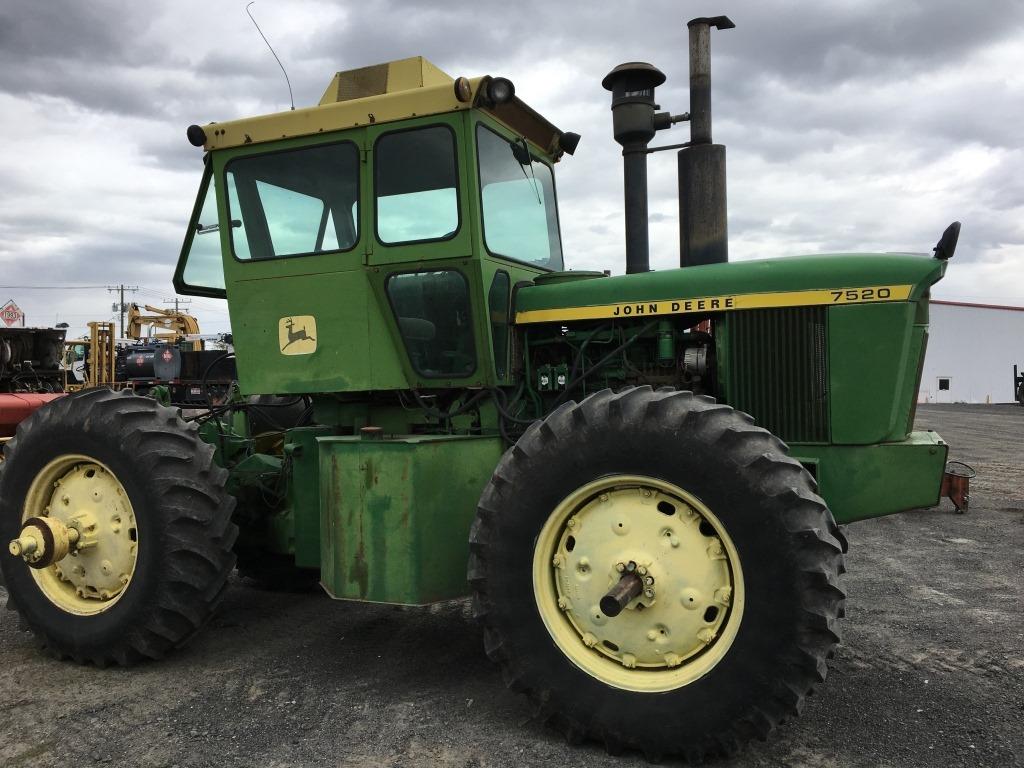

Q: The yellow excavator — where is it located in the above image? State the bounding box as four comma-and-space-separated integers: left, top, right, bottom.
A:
126, 304, 200, 341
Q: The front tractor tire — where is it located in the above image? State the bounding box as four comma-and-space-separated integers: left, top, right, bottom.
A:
0, 388, 237, 665
469, 387, 846, 761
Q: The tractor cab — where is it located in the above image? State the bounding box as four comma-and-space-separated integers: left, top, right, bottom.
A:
174, 57, 578, 396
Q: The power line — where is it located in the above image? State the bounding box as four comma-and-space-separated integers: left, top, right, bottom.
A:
162, 297, 192, 313
0, 285, 109, 290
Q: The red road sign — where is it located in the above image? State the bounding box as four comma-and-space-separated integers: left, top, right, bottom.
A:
1, 300, 24, 327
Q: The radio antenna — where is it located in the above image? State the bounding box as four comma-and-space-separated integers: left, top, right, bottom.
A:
245, 2, 295, 111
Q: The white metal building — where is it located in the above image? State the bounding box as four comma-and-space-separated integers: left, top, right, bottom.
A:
918, 300, 1024, 404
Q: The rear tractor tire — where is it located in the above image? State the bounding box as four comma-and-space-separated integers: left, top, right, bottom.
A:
469, 387, 846, 761
0, 388, 237, 665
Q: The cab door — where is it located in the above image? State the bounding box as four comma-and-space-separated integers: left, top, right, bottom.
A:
363, 115, 474, 267
207, 131, 406, 395
363, 114, 491, 388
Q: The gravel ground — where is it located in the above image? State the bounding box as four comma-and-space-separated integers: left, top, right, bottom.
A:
1, 403, 1021, 767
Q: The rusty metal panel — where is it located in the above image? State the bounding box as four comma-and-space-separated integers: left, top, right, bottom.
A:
318, 434, 504, 604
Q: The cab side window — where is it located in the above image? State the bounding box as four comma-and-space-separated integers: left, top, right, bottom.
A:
488, 271, 511, 378
225, 141, 360, 260
375, 126, 460, 244
179, 167, 226, 292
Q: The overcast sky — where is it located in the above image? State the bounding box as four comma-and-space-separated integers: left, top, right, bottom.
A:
1, 0, 1022, 337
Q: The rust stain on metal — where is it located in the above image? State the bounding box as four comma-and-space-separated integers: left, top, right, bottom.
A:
940, 464, 974, 514
350, 541, 369, 598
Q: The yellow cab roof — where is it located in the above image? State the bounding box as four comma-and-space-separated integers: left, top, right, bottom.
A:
198, 56, 567, 158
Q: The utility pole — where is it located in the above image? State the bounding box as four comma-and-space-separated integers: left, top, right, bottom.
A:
163, 297, 191, 314
107, 284, 139, 339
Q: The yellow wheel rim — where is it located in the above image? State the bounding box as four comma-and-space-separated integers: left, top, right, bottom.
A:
532, 475, 744, 692
22, 454, 138, 615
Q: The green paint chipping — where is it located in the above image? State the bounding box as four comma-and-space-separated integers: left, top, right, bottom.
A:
318, 434, 504, 604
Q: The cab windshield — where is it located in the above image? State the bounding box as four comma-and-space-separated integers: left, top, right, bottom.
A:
476, 124, 563, 270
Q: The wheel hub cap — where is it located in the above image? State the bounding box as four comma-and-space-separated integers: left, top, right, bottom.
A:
11, 455, 138, 615
533, 475, 744, 692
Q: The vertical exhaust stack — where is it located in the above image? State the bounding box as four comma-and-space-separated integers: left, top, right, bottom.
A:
602, 63, 667, 274
679, 16, 734, 268
604, 16, 734, 275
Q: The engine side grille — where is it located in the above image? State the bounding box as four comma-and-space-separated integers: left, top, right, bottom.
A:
726, 307, 829, 443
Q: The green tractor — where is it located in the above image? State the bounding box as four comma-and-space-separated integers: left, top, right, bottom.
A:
1, 17, 960, 761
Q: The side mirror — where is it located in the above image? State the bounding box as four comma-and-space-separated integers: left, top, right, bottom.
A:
511, 139, 531, 166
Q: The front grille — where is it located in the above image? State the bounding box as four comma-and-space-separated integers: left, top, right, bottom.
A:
726, 307, 829, 442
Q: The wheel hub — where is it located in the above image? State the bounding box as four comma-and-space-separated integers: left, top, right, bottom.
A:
534, 475, 744, 691
9, 456, 138, 614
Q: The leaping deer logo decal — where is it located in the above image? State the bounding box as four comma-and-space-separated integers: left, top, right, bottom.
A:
278, 315, 318, 355
283, 318, 315, 349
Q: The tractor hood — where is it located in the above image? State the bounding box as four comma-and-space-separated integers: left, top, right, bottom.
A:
514, 252, 946, 325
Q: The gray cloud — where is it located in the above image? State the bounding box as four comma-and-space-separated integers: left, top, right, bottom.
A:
0, 0, 1021, 338
0, 2, 137, 63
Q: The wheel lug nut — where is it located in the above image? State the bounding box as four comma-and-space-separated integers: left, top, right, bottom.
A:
644, 588, 655, 599
615, 563, 625, 573
644, 576, 654, 586
637, 566, 647, 576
